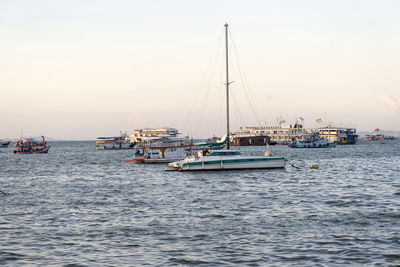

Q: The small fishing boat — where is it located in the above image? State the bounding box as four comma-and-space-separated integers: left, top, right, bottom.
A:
166, 23, 285, 172
0, 140, 10, 148
289, 132, 337, 148
365, 129, 397, 141
13, 136, 50, 154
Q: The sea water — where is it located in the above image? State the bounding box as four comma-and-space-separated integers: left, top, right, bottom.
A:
1, 140, 399, 265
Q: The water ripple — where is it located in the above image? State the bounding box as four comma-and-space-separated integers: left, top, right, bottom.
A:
1, 140, 400, 265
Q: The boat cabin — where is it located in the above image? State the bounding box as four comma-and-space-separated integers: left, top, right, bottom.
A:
199, 150, 241, 157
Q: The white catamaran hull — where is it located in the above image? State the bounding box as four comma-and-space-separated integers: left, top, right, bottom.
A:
165, 156, 285, 171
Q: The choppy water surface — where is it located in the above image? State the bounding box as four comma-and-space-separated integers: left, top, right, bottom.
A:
1, 140, 400, 266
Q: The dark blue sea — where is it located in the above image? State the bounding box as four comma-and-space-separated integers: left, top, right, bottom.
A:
1, 140, 399, 266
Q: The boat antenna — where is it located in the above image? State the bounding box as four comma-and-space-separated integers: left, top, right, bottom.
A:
225, 23, 232, 150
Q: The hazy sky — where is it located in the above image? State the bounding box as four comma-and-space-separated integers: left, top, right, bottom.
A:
1, 0, 399, 139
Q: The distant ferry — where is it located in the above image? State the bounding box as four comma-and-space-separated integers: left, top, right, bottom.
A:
231, 118, 309, 146
316, 126, 358, 145
232, 119, 358, 146
96, 132, 134, 150
129, 128, 180, 143
289, 132, 337, 148
365, 129, 396, 141
1, 140, 10, 148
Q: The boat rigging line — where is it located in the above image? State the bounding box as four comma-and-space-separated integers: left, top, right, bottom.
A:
284, 159, 320, 170
284, 158, 302, 169
228, 29, 261, 125
182, 28, 225, 138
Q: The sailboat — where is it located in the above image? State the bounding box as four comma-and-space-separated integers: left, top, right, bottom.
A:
165, 24, 285, 171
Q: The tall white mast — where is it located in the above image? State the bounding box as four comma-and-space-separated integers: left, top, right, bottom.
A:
225, 23, 230, 150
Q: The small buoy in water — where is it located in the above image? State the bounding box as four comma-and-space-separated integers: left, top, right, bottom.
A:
309, 164, 319, 169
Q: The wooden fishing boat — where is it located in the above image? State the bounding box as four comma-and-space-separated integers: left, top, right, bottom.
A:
13, 136, 50, 154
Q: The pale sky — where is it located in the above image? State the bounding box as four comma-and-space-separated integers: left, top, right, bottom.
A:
1, 0, 399, 139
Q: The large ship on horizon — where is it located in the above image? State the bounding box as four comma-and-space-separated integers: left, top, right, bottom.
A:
231, 118, 358, 145
231, 117, 309, 146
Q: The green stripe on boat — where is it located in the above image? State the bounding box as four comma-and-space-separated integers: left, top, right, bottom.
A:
184, 157, 284, 166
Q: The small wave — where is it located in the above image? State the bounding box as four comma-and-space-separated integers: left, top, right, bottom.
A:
168, 257, 215, 265
0, 251, 25, 262
209, 214, 226, 218
384, 254, 400, 259
0, 190, 11, 196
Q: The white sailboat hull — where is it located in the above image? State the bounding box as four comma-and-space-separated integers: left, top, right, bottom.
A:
165, 156, 285, 171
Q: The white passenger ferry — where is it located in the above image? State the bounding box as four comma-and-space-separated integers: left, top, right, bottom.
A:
96, 132, 133, 150
231, 118, 310, 145
316, 127, 358, 144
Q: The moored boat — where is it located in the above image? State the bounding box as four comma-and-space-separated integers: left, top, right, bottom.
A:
96, 132, 134, 150
166, 23, 286, 172
13, 136, 50, 154
365, 129, 397, 141
1, 140, 10, 148
289, 132, 337, 148
316, 126, 358, 145
127, 135, 194, 164
231, 117, 309, 146
165, 149, 285, 171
